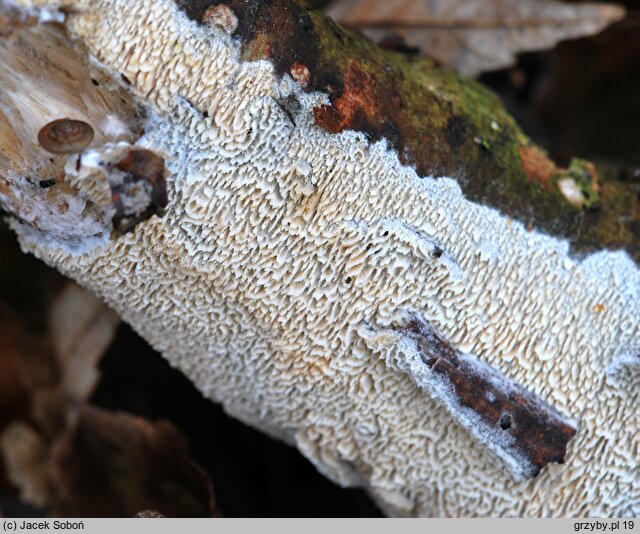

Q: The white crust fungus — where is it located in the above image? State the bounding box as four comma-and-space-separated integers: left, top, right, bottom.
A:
3, 0, 640, 517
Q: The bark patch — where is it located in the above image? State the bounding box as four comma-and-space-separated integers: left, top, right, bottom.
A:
111, 149, 168, 234
403, 318, 577, 479
173, 0, 639, 264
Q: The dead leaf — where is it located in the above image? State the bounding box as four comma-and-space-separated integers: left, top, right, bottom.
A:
49, 406, 216, 518
10, 283, 119, 437
49, 283, 120, 404
1, 279, 218, 517
0, 422, 53, 508
326, 0, 625, 75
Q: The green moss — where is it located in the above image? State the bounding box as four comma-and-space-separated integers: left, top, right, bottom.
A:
554, 159, 601, 210
176, 0, 638, 264
575, 163, 639, 262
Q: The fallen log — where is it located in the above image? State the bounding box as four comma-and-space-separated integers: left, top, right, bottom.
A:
0, 0, 638, 517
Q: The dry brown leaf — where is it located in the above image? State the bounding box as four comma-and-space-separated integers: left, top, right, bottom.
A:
49, 283, 120, 404
49, 406, 216, 518
1, 408, 217, 517
0, 422, 53, 508
0, 283, 121, 511
10, 283, 120, 437
1, 282, 215, 517
1, 227, 214, 518
326, 0, 625, 75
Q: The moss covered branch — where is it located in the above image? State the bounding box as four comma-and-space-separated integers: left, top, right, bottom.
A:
178, 0, 638, 263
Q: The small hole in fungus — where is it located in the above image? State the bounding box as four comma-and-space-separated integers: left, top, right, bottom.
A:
383, 231, 389, 237
499, 414, 513, 430
432, 246, 443, 259
345, 276, 352, 284
91, 78, 100, 86
39, 179, 56, 189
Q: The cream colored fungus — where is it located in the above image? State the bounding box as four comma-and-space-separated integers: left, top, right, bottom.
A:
6, 0, 640, 516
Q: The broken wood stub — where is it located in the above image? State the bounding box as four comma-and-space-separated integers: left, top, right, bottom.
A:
111, 149, 168, 233
403, 318, 577, 478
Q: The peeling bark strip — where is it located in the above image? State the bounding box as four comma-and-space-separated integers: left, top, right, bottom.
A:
403, 318, 577, 478
175, 0, 639, 265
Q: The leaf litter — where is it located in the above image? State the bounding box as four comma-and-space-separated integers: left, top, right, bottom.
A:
326, 0, 625, 75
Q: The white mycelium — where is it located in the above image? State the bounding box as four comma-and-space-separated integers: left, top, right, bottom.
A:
6, 0, 640, 516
